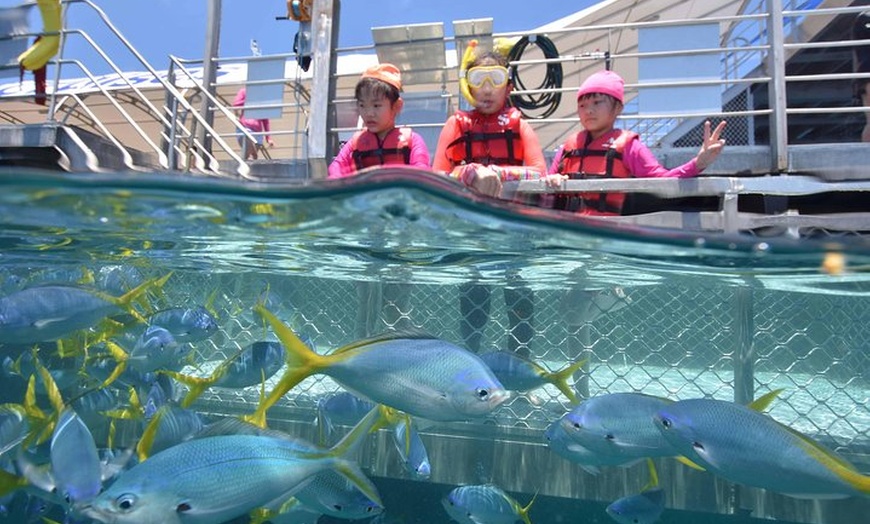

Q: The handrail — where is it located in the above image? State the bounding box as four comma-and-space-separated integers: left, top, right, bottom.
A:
166, 55, 257, 178
53, 0, 249, 177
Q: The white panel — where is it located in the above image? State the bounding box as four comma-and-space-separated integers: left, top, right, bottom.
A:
244, 57, 285, 119
638, 24, 721, 114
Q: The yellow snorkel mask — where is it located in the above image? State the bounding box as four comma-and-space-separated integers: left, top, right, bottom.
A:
458, 37, 521, 106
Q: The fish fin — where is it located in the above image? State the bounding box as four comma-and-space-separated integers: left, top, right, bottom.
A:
31, 350, 64, 415
333, 460, 383, 511
518, 490, 537, 524
544, 358, 587, 405
329, 329, 436, 355
136, 406, 165, 462
161, 370, 214, 409
785, 424, 870, 494
674, 455, 706, 471
330, 405, 386, 459
747, 388, 784, 412
246, 303, 327, 426
641, 458, 660, 491
110, 272, 173, 322
241, 366, 310, 429
579, 464, 601, 475
98, 341, 129, 389
0, 468, 28, 498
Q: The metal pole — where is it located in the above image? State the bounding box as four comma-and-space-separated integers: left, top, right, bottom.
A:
767, 0, 788, 172
733, 283, 755, 406
199, 0, 222, 156
307, 0, 340, 180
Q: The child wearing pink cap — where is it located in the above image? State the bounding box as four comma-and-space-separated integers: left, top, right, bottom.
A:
233, 87, 275, 161
328, 63, 430, 178
549, 69, 727, 215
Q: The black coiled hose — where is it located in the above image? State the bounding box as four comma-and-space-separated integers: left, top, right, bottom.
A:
508, 34, 563, 119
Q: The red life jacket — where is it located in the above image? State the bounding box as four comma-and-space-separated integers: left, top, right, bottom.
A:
445, 107, 524, 166
350, 127, 412, 170
554, 129, 638, 215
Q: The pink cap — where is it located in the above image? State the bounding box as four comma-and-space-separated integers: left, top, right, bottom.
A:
576, 70, 624, 104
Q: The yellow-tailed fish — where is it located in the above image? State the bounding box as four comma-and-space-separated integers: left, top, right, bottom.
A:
479, 350, 586, 404
442, 483, 535, 524
654, 397, 870, 498
81, 406, 384, 524
244, 304, 507, 428
0, 273, 170, 345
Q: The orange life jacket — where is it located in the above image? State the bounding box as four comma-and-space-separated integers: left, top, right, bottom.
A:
554, 129, 638, 215
446, 107, 524, 167
350, 127, 412, 170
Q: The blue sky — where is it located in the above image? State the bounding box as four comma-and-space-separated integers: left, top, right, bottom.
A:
4, 0, 595, 74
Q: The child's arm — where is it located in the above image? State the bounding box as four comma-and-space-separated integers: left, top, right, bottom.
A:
327, 140, 356, 179
432, 116, 461, 173
408, 132, 431, 168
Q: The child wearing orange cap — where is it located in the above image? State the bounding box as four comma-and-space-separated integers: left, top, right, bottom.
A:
432, 50, 566, 197
328, 63, 430, 178
549, 69, 727, 214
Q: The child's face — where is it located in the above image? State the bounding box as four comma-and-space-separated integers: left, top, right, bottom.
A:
577, 94, 621, 138
357, 90, 402, 138
469, 62, 510, 115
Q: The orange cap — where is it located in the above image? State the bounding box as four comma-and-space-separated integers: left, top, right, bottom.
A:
361, 63, 402, 91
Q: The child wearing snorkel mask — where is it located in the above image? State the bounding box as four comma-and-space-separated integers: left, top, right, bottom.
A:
432, 48, 566, 197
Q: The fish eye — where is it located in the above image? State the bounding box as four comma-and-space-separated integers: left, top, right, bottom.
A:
693, 441, 705, 452
115, 494, 137, 512
572, 422, 581, 429
476, 388, 489, 400
660, 417, 672, 429
605, 434, 614, 440
333, 504, 343, 511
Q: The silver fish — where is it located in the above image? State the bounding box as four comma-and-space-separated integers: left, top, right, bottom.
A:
479, 350, 584, 403
557, 392, 676, 460
81, 407, 383, 524
544, 420, 639, 475
654, 398, 870, 498
246, 304, 508, 426
606, 487, 665, 524
442, 484, 534, 524
393, 417, 430, 479
0, 277, 159, 344
146, 306, 218, 344
212, 341, 284, 389
127, 325, 188, 373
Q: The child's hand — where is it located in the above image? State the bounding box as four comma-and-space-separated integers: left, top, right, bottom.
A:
696, 120, 727, 171
543, 173, 568, 188
469, 165, 503, 197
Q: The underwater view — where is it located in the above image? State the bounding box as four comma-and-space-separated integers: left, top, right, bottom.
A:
0, 168, 868, 524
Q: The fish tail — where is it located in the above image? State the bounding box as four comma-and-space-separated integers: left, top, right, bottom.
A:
99, 341, 129, 389
333, 459, 383, 511
113, 271, 173, 321
162, 371, 214, 408
518, 490, 537, 524
331, 405, 387, 458
545, 358, 587, 405
0, 468, 28, 498
312, 406, 386, 510
641, 458, 660, 491
242, 303, 328, 427
253, 303, 326, 372
136, 405, 166, 462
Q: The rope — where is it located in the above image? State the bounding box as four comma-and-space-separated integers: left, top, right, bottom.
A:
507, 34, 563, 119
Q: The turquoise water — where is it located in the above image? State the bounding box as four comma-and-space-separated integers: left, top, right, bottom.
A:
0, 167, 869, 524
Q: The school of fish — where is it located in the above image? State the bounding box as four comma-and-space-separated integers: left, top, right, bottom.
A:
0, 267, 867, 524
